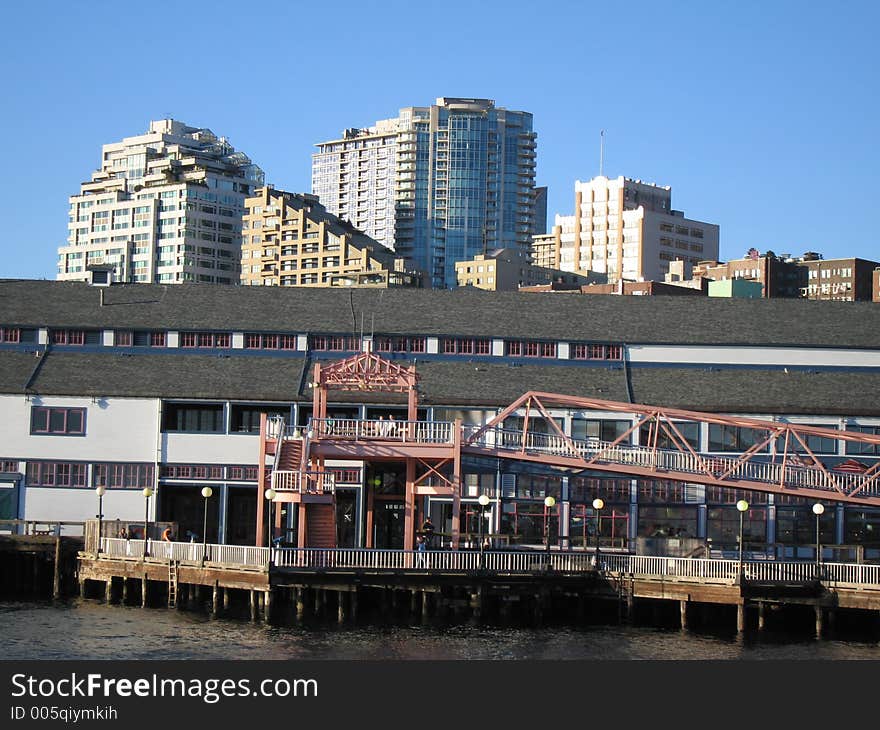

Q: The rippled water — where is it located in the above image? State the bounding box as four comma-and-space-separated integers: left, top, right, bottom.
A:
3, 600, 880, 660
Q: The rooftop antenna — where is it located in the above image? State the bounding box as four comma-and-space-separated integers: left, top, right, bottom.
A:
599, 130, 605, 177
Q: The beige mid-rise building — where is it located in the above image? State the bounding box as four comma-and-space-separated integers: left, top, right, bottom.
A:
57, 119, 263, 285
241, 187, 422, 288
536, 175, 719, 283
454, 248, 597, 291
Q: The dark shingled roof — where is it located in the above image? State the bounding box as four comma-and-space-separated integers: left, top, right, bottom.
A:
13, 351, 308, 401
3, 279, 880, 348
6, 349, 880, 416
629, 366, 880, 416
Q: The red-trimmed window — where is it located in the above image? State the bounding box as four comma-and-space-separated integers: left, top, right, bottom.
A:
51, 329, 86, 345
95, 463, 154, 489
150, 332, 166, 347
1, 460, 18, 472
606, 345, 622, 360
31, 407, 86, 435
228, 465, 260, 481
329, 468, 361, 484
115, 330, 133, 346
443, 338, 491, 355
312, 335, 359, 351
409, 337, 427, 353
507, 341, 523, 356
279, 335, 297, 350
26, 462, 87, 487
244, 332, 282, 350
525, 341, 539, 357
0, 327, 20, 343
181, 332, 231, 348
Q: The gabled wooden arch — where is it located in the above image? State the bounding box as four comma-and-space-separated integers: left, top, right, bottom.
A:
312, 349, 419, 421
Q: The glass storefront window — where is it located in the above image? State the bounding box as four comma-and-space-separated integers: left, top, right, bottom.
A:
570, 504, 629, 549
844, 508, 880, 547
637, 506, 698, 538
775, 507, 834, 545
500, 502, 558, 546
707, 506, 767, 545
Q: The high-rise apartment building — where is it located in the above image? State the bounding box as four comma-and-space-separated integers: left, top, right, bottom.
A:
241, 187, 422, 288
312, 97, 537, 288
538, 176, 719, 283
57, 119, 263, 284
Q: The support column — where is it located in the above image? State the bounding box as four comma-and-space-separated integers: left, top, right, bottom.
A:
758, 602, 766, 631
296, 588, 305, 621
404, 459, 416, 549
223, 587, 230, 612
249, 590, 257, 621
141, 577, 148, 608
815, 606, 823, 639
121, 578, 128, 605
105, 579, 113, 603
264, 590, 272, 623
736, 603, 745, 634
421, 590, 431, 621
337, 591, 347, 623
680, 600, 688, 631
350, 587, 358, 621
451, 419, 462, 548
212, 582, 220, 617
52, 536, 62, 600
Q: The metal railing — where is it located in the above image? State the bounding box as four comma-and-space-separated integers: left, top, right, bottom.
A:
94, 538, 880, 588
0, 519, 85, 537
462, 426, 880, 499
99, 537, 269, 568
271, 470, 336, 494
310, 418, 453, 444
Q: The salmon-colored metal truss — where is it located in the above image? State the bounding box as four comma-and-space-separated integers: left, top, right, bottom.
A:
316, 351, 418, 393
463, 391, 880, 506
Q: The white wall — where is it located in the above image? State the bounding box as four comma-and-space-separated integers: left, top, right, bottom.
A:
24, 487, 147, 525
162, 433, 259, 464
0, 395, 158, 461
627, 345, 880, 369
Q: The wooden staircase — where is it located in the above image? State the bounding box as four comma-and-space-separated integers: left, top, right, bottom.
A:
277, 439, 303, 472
306, 504, 337, 548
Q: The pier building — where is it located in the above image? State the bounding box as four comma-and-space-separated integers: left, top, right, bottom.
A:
2, 279, 880, 560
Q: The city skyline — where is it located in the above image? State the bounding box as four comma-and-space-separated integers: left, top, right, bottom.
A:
1, 0, 878, 280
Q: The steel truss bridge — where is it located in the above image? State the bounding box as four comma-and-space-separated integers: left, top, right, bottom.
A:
258, 351, 880, 549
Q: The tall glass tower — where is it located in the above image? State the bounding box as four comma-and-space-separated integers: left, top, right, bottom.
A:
313, 98, 537, 288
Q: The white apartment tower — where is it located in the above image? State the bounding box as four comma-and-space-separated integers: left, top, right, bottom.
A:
545, 176, 719, 282
312, 98, 537, 289
57, 119, 264, 284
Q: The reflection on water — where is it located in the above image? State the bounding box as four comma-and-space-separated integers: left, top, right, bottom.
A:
2, 600, 880, 660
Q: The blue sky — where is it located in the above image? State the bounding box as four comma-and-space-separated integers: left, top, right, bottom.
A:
1, 0, 877, 279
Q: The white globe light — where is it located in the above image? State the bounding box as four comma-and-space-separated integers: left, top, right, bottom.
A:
265, 488, 276, 501
812, 503, 825, 516
478, 494, 490, 507
142, 487, 153, 498
544, 496, 556, 508
95, 486, 106, 497
736, 499, 749, 512
592, 498, 605, 511
201, 487, 213, 499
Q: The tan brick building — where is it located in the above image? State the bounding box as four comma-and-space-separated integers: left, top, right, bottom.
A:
241, 187, 422, 288
454, 248, 595, 291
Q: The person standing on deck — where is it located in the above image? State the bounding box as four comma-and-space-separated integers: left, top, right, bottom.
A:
421, 515, 435, 548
